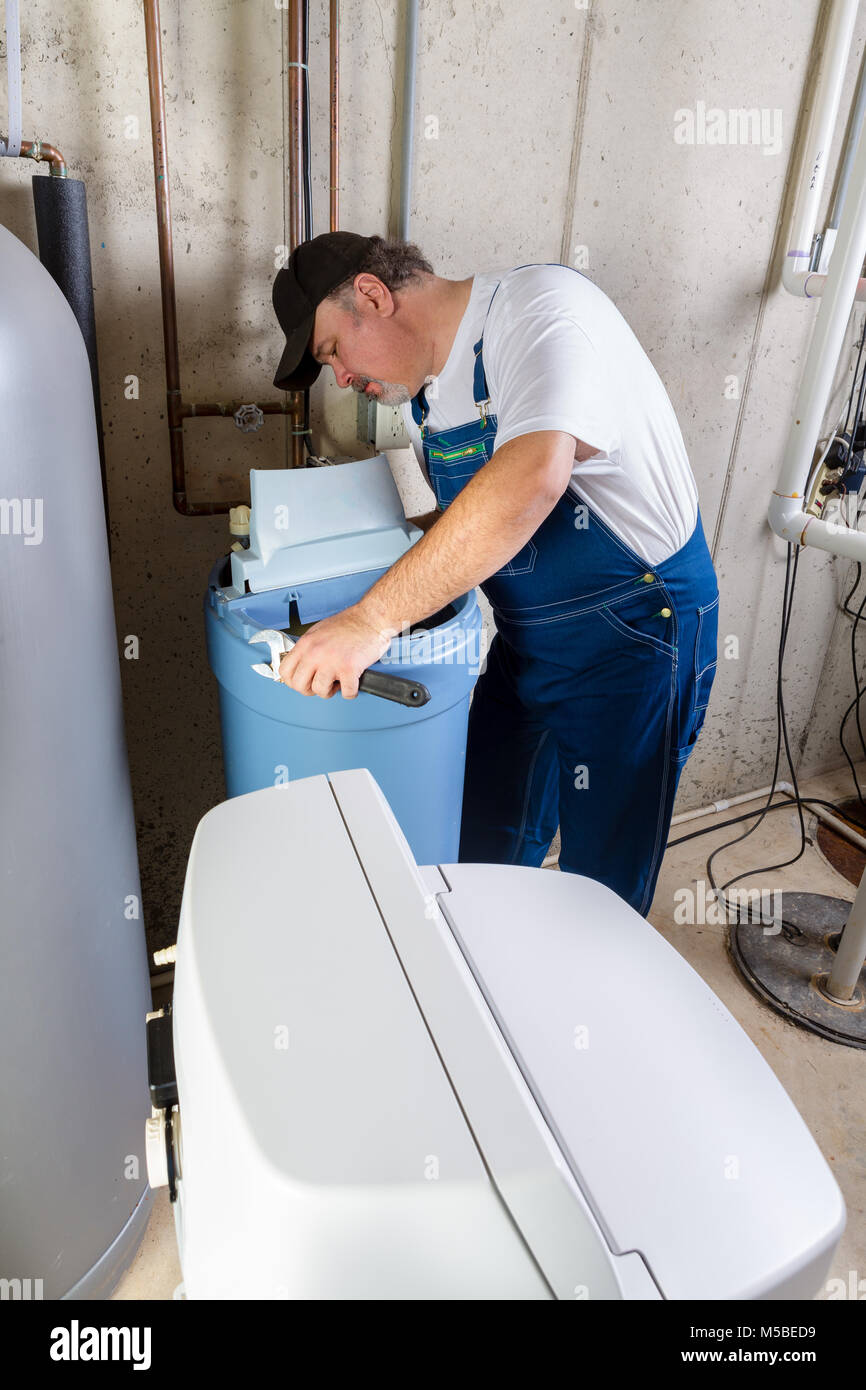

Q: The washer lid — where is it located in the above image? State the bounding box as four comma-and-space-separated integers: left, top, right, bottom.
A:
327, 770, 656, 1300
175, 769, 645, 1300
436, 863, 846, 1300
228, 454, 421, 597
174, 773, 487, 1190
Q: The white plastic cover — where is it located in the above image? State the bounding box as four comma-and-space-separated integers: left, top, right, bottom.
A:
436, 862, 846, 1300
229, 454, 422, 594
172, 769, 845, 1300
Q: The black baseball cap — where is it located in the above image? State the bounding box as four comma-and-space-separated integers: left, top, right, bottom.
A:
272, 231, 377, 390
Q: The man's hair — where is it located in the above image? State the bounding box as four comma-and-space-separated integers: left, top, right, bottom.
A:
327, 235, 434, 316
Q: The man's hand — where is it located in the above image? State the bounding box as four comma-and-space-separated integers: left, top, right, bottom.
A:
277, 603, 392, 700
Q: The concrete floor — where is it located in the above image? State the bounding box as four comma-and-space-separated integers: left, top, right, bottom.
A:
113, 764, 866, 1301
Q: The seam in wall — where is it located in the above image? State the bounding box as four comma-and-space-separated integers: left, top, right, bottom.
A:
559, 4, 596, 269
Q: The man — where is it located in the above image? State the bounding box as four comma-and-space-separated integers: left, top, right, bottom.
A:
271, 230, 719, 915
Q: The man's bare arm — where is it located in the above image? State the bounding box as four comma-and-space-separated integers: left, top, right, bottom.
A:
358, 430, 591, 638
277, 430, 600, 698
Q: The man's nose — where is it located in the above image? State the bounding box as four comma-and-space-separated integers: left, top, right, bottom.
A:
333, 363, 354, 389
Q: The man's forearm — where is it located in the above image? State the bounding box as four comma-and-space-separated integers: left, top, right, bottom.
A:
357, 432, 575, 638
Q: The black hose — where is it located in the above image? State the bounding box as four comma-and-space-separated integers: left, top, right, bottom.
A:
31, 174, 110, 544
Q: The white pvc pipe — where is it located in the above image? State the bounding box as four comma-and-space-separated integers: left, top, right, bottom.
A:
769, 86, 866, 560
541, 782, 793, 867
802, 797, 866, 851
782, 0, 862, 299
827, 866, 866, 996
539, 779, 865, 868
795, 270, 866, 304
829, 50, 866, 230
670, 782, 795, 827
669, 782, 866, 850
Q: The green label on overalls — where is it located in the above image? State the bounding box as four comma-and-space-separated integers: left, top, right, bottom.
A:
428, 442, 486, 463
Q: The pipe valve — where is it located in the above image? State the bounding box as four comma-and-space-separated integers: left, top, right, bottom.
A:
233, 403, 265, 433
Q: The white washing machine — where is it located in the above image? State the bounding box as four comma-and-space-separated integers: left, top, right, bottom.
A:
147, 769, 845, 1300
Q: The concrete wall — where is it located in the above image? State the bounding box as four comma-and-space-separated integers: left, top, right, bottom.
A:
1, 0, 864, 951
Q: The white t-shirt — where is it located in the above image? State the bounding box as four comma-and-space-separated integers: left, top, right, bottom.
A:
401, 263, 699, 567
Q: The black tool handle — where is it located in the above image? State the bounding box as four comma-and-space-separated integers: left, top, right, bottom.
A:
359, 670, 431, 706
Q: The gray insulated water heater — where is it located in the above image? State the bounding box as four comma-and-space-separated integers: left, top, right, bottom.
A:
0, 221, 151, 1297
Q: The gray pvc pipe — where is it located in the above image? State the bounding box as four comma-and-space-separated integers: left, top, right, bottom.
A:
827, 872, 866, 1000
1, 0, 22, 158
829, 48, 866, 229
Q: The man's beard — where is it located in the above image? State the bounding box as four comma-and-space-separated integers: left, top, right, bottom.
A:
351, 376, 412, 406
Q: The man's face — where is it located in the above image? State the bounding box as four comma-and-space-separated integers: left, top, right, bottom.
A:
309, 276, 421, 406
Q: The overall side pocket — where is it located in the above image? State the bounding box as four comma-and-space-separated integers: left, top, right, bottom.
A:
694, 594, 720, 718
597, 586, 676, 657
674, 594, 720, 763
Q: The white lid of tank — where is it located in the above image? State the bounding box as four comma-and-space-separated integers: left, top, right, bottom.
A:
327, 771, 845, 1301
175, 774, 481, 1188
174, 769, 845, 1300
434, 862, 846, 1300
229, 455, 422, 594
174, 770, 652, 1300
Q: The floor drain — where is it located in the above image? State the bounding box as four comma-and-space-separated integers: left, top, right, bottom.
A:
730, 891, 866, 1048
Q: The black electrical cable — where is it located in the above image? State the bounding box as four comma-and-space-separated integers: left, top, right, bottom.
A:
667, 533, 866, 926
668, 794, 866, 850
713, 545, 808, 897
835, 334, 866, 767
665, 544, 809, 927
670, 316, 866, 914
841, 561, 862, 618
847, 582, 866, 778
807, 320, 865, 509
841, 330, 866, 474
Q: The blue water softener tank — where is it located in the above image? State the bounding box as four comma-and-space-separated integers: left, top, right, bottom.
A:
205, 456, 482, 864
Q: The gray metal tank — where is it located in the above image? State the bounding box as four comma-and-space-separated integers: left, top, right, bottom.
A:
0, 221, 151, 1298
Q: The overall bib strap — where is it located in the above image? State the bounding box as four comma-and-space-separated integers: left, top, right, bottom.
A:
472, 335, 491, 424
410, 384, 429, 434
410, 334, 492, 431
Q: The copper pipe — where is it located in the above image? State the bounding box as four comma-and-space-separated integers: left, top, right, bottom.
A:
3, 138, 69, 177
142, 0, 189, 508
183, 401, 296, 419
142, 0, 304, 512
330, 0, 339, 230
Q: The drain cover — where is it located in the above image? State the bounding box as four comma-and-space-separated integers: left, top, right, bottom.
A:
730, 891, 866, 1048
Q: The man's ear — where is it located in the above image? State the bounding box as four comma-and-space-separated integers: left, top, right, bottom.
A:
355, 273, 395, 317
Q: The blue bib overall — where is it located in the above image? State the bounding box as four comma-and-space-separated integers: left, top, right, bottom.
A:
410, 274, 719, 915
